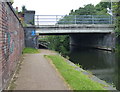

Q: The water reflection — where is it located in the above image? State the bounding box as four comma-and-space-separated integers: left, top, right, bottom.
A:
69, 46, 119, 90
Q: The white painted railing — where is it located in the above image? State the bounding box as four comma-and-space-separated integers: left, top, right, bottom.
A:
35, 15, 114, 25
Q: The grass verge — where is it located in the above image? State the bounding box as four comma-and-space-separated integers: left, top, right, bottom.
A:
45, 55, 107, 91
22, 48, 40, 54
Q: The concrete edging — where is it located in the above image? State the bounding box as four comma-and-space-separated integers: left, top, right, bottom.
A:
58, 54, 117, 91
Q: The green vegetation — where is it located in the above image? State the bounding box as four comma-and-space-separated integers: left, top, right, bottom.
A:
69, 3, 110, 15
22, 5, 27, 13
45, 55, 107, 90
116, 44, 120, 54
22, 48, 40, 54
39, 35, 70, 57
58, 2, 111, 24
95, 2, 111, 15
75, 63, 83, 68
113, 2, 120, 53
113, 2, 120, 36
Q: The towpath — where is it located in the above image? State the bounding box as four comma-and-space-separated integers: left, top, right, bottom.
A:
14, 49, 69, 90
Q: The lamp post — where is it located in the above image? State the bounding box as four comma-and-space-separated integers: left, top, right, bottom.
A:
110, 0, 113, 24
111, 0, 112, 12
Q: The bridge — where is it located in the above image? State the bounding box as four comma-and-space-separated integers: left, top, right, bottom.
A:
24, 14, 115, 50
34, 15, 114, 35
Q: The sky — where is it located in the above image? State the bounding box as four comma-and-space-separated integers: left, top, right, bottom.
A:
12, 0, 101, 15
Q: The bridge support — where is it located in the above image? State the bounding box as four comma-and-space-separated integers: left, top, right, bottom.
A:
24, 27, 38, 48
23, 10, 39, 48
70, 33, 116, 51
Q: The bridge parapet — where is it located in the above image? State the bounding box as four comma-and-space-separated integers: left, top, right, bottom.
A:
35, 15, 114, 26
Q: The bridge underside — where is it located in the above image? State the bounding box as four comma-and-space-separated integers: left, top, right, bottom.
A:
70, 33, 116, 51
38, 32, 110, 35
38, 33, 116, 51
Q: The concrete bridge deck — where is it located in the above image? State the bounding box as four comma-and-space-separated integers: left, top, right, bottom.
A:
33, 24, 114, 34
35, 24, 114, 28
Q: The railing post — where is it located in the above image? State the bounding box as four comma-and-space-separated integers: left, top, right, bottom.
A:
75, 15, 76, 24
92, 15, 94, 24
56, 15, 58, 24
111, 15, 113, 24
37, 15, 39, 26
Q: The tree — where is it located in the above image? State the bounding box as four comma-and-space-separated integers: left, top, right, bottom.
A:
58, 2, 112, 24
95, 2, 111, 15
84, 4, 96, 15
46, 35, 70, 57
113, 1, 120, 54
71, 4, 96, 15
113, 2, 120, 36
22, 5, 27, 13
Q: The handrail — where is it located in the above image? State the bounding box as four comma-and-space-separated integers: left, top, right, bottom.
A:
35, 15, 114, 25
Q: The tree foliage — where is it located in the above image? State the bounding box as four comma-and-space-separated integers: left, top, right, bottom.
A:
113, 1, 120, 53
113, 2, 120, 37
95, 2, 111, 15
69, 4, 96, 15
58, 2, 111, 24
46, 35, 70, 57
22, 5, 27, 13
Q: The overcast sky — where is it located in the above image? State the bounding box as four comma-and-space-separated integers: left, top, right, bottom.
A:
13, 0, 101, 15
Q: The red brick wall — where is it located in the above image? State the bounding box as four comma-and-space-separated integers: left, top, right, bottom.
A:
0, 2, 24, 90
0, 2, 2, 91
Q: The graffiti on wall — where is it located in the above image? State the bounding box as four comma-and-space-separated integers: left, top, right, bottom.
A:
3, 32, 15, 61
1, 2, 24, 90
7, 32, 15, 54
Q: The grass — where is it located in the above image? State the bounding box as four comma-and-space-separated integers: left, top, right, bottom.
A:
45, 55, 108, 91
22, 48, 40, 54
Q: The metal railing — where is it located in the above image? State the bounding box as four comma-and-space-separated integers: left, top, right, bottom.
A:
38, 40, 49, 48
35, 15, 114, 25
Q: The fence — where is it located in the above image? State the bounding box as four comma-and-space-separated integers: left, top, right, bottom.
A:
0, 2, 24, 91
35, 15, 114, 25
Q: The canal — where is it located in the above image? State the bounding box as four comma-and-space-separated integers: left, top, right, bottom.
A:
69, 46, 120, 90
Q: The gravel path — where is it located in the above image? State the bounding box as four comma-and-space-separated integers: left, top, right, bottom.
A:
14, 49, 69, 90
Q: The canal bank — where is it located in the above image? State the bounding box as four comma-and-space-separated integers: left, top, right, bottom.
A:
69, 46, 119, 90
8, 49, 117, 91
45, 54, 117, 90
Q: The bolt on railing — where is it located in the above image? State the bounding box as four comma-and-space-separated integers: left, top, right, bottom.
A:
35, 15, 114, 25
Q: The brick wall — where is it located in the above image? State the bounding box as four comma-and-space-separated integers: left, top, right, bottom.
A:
0, 2, 24, 90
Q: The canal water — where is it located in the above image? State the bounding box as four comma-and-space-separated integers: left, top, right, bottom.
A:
69, 46, 120, 90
